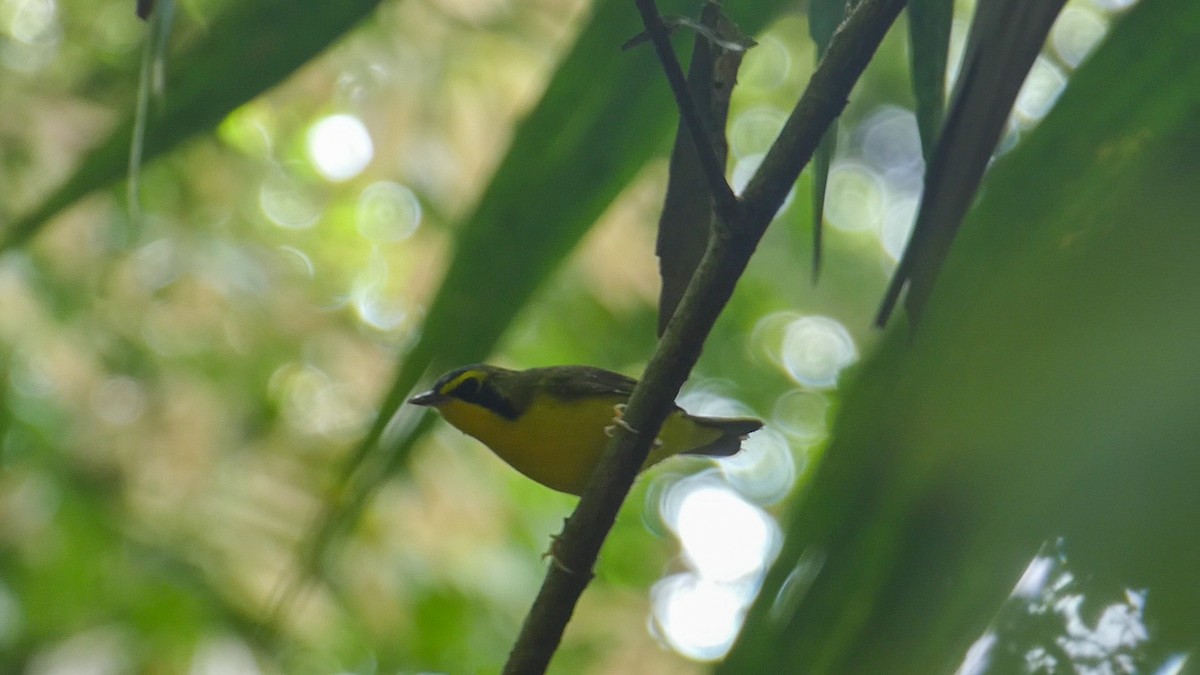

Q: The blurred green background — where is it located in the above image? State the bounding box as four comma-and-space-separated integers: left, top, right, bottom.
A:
1, 0, 1194, 672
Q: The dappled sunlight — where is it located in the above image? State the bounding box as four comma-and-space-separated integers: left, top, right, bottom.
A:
1052, 7, 1109, 68
880, 193, 919, 261
860, 106, 924, 194
824, 161, 887, 234
1014, 56, 1068, 127
823, 105, 927, 263
717, 427, 796, 506
188, 635, 262, 675
747, 310, 802, 368
356, 181, 421, 242
1, 0, 60, 71
24, 626, 132, 675
259, 164, 324, 230
749, 312, 858, 389
1157, 654, 1191, 675
958, 632, 999, 675
270, 362, 369, 440
779, 315, 858, 389
730, 106, 788, 159
649, 468, 786, 659
643, 359, 827, 661
676, 383, 756, 420
350, 248, 413, 333
736, 33, 792, 93
651, 572, 752, 662
306, 113, 374, 182
0, 0, 1181, 671
660, 473, 780, 582
770, 389, 830, 443
955, 541, 1184, 675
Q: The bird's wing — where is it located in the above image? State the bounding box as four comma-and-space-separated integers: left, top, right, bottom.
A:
538, 366, 638, 401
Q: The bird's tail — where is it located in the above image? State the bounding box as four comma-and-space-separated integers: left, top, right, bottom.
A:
683, 415, 764, 457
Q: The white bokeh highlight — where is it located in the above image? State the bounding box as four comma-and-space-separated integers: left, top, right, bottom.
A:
307, 114, 373, 182
651, 574, 748, 662
780, 316, 858, 389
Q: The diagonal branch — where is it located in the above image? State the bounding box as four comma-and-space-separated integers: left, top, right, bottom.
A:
739, 0, 909, 231
502, 0, 907, 672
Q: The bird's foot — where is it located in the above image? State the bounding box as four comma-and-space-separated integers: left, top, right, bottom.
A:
603, 404, 663, 448
604, 403, 638, 436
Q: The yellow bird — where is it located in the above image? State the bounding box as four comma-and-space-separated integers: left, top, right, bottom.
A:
408, 364, 763, 496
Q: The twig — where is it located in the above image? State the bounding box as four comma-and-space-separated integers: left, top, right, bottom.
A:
739, 0, 907, 231
501, 0, 907, 672
655, 1, 747, 337
632, 0, 742, 231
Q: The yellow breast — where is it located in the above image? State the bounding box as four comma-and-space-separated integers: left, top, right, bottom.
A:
436, 394, 722, 495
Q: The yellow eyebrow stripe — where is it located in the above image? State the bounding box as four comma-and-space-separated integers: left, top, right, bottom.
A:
439, 370, 485, 395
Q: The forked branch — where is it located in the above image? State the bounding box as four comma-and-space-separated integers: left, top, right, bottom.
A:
502, 0, 907, 672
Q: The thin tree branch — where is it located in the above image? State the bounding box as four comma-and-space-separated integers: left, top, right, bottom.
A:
632, 0, 743, 230
739, 0, 907, 232
502, 0, 906, 672
656, 1, 746, 336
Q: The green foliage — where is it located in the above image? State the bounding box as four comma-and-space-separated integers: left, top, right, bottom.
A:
906, 0, 951, 158
5, 0, 386, 251
725, 0, 1200, 671
1, 0, 1195, 672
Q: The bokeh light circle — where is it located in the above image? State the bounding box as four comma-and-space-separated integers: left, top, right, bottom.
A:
1014, 57, 1067, 126
651, 573, 750, 662
779, 315, 858, 389
1052, 7, 1108, 69
880, 194, 919, 261
357, 181, 421, 242
307, 114, 374, 182
718, 427, 796, 506
660, 474, 779, 582
730, 106, 787, 158
771, 389, 831, 443
824, 162, 886, 233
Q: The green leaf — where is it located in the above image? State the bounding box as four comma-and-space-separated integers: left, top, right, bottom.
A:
656, 2, 747, 337
2, 0, 385, 251
877, 0, 1066, 326
807, 0, 849, 281
723, 0, 1200, 670
906, 0, 951, 160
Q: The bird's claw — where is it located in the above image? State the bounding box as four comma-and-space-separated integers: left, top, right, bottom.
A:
604, 403, 639, 437
603, 404, 664, 447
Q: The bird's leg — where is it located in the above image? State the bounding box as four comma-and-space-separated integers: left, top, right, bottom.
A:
603, 404, 663, 448
604, 403, 638, 436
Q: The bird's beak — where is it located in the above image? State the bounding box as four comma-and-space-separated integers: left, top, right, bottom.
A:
408, 390, 444, 406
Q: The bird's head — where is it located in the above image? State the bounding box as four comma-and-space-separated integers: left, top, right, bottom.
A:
408, 364, 523, 420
